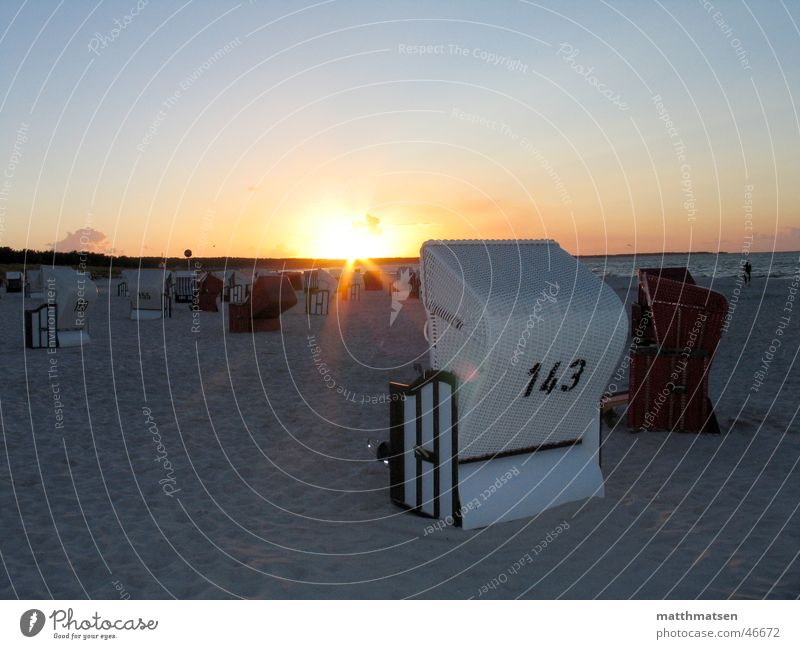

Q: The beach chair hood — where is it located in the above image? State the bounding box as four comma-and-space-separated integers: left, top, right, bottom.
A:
421, 239, 627, 462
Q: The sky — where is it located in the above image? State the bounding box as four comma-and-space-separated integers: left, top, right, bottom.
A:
0, 0, 798, 259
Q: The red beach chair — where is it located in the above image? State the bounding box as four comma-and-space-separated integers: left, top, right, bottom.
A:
229, 275, 297, 333
363, 270, 383, 290
281, 271, 303, 291
628, 268, 728, 433
198, 273, 223, 312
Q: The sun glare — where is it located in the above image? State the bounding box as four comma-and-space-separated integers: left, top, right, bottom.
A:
311, 214, 386, 260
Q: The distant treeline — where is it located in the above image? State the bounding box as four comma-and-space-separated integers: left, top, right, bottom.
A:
0, 247, 418, 275
0, 247, 166, 269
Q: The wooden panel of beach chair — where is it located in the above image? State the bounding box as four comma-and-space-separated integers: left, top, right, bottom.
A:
389, 371, 457, 520
25, 303, 57, 348
305, 289, 329, 315
629, 349, 715, 433
346, 283, 361, 301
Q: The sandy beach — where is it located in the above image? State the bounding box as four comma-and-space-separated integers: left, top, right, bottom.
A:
0, 269, 797, 600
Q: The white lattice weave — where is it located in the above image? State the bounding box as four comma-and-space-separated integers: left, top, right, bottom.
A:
126, 269, 171, 312
421, 240, 627, 462
42, 266, 98, 332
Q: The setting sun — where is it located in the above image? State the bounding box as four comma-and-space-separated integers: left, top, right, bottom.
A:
309, 213, 389, 260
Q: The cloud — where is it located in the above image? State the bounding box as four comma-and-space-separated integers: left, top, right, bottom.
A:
49, 227, 111, 253
354, 213, 382, 235
752, 230, 783, 242
267, 242, 299, 258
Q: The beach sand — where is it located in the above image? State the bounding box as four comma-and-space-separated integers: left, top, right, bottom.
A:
0, 272, 797, 599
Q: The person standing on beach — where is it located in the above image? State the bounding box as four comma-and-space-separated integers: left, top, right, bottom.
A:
409, 270, 419, 298
744, 260, 752, 285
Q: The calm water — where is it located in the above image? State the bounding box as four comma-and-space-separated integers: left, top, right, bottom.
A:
580, 251, 800, 279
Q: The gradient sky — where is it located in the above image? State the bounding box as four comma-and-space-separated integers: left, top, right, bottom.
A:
1, 0, 798, 259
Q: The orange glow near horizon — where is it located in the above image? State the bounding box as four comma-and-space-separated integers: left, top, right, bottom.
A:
143, 190, 800, 261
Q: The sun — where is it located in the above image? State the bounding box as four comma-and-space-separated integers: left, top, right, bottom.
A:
311, 213, 386, 260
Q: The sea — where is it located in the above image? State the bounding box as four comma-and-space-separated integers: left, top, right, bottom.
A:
580, 251, 800, 280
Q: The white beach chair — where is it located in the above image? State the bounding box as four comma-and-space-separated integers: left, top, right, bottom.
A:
303, 269, 338, 315
24, 266, 97, 348
5, 271, 24, 292
387, 240, 627, 529
25, 268, 44, 298
236, 268, 261, 302
173, 270, 196, 303
117, 271, 130, 297
128, 269, 173, 320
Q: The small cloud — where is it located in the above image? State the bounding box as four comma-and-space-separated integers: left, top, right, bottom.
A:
49, 227, 111, 253
354, 213, 382, 235
752, 230, 782, 242
268, 242, 298, 258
